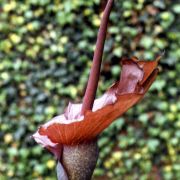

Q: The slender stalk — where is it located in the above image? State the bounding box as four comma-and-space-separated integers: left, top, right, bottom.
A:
81, 0, 114, 114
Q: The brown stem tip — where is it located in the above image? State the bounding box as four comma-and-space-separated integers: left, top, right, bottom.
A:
81, 0, 114, 114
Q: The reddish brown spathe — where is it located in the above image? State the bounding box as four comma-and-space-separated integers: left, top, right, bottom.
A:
33, 57, 159, 152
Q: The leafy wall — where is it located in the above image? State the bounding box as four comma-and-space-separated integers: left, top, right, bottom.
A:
0, 0, 180, 179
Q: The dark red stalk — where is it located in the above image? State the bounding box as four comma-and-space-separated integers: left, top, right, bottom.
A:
81, 0, 114, 114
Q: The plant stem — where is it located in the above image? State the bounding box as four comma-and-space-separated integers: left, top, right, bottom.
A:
59, 140, 99, 180
81, 0, 114, 114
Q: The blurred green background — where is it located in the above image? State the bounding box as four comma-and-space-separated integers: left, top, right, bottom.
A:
0, 0, 180, 179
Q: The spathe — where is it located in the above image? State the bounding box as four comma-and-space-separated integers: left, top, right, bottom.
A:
33, 57, 159, 158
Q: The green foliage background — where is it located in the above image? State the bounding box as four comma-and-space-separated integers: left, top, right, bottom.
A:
0, 0, 180, 179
